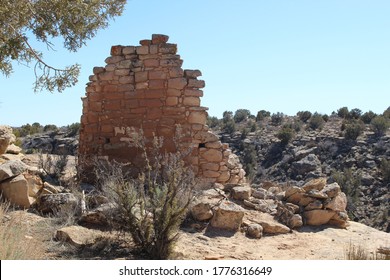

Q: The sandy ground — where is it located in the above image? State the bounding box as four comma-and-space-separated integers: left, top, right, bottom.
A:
175, 221, 390, 260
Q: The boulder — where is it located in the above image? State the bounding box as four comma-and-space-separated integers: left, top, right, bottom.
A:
286, 191, 305, 204
210, 201, 245, 231
0, 126, 13, 154
288, 214, 303, 229
79, 211, 109, 227
55, 225, 102, 248
37, 193, 78, 214
291, 154, 321, 176
321, 182, 341, 198
246, 223, 263, 239
0, 160, 28, 182
0, 173, 43, 208
304, 200, 323, 211
285, 186, 303, 198
304, 209, 336, 226
328, 211, 349, 228
302, 177, 327, 192
191, 188, 225, 221
245, 211, 291, 235
324, 192, 347, 212
6, 144, 22, 155
252, 188, 270, 199
231, 185, 251, 201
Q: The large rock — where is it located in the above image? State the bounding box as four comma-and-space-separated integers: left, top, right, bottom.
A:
304, 209, 336, 226
324, 192, 347, 212
210, 201, 245, 231
231, 185, 251, 201
37, 193, 78, 214
302, 177, 327, 192
321, 182, 341, 198
291, 154, 321, 176
245, 211, 291, 234
191, 188, 225, 221
0, 126, 13, 154
0, 173, 43, 208
55, 225, 102, 248
246, 223, 263, 239
6, 144, 22, 155
0, 160, 28, 182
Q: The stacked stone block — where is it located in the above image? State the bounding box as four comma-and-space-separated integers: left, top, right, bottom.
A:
79, 34, 245, 184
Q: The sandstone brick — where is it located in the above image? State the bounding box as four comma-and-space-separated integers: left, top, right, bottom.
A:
203, 170, 221, 178
104, 100, 121, 110
139, 39, 152, 46
184, 89, 203, 97
146, 108, 162, 119
117, 84, 135, 92
149, 44, 158, 54
105, 64, 116, 72
201, 163, 220, 171
136, 45, 149, 55
89, 102, 102, 112
188, 111, 207, 124
139, 99, 162, 107
101, 125, 113, 133
119, 76, 134, 84
159, 43, 177, 54
160, 58, 183, 67
152, 34, 169, 44
168, 78, 187, 90
135, 71, 148, 83
135, 82, 148, 89
110, 45, 123, 55
183, 97, 200, 106
205, 141, 222, 149
118, 60, 133, 69
169, 67, 184, 78
149, 71, 167, 80
93, 67, 105, 74
144, 59, 159, 68
115, 69, 131, 76
103, 85, 118, 92
122, 46, 136, 55
143, 89, 166, 99
201, 149, 223, 162
149, 79, 165, 89
188, 79, 205, 88
166, 97, 178, 106
184, 69, 202, 78
98, 71, 115, 81
167, 88, 182, 97
105, 92, 123, 100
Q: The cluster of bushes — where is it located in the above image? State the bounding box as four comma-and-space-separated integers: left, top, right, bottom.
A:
13, 122, 81, 138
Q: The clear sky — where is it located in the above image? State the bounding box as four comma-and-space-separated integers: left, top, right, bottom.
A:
1, 0, 389, 127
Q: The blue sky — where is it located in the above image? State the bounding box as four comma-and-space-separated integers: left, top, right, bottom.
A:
1, 0, 389, 126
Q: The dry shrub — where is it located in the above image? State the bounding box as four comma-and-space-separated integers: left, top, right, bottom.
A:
344, 242, 390, 260
0, 202, 45, 259
94, 128, 197, 259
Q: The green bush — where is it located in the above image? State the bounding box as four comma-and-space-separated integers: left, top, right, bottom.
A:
276, 125, 295, 145
349, 108, 362, 119
223, 120, 236, 134
297, 111, 312, 123
256, 110, 270, 122
344, 119, 364, 140
308, 113, 325, 130
207, 116, 220, 129
360, 111, 377, 124
337, 107, 350, 118
271, 112, 284, 126
371, 116, 390, 136
242, 144, 257, 180
66, 122, 80, 137
96, 130, 196, 259
234, 109, 251, 123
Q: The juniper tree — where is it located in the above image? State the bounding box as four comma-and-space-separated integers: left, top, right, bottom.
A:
0, 0, 126, 92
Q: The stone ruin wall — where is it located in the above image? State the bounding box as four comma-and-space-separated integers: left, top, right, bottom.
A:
79, 34, 245, 184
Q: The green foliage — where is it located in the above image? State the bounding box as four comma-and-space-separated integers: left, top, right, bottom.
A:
43, 124, 58, 132
349, 108, 362, 119
322, 114, 329, 122
296, 111, 312, 123
38, 152, 68, 184
96, 130, 195, 259
344, 119, 365, 140
256, 110, 270, 122
0, 0, 126, 92
241, 144, 257, 181
223, 120, 236, 135
249, 120, 257, 132
271, 112, 284, 126
308, 112, 325, 130
360, 111, 377, 124
13, 123, 43, 137
66, 122, 80, 137
207, 116, 220, 129
234, 109, 251, 123
276, 125, 295, 146
383, 106, 390, 119
337, 107, 350, 118
370, 115, 390, 137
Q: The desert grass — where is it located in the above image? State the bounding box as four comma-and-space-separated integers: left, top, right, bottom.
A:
0, 202, 45, 259
344, 241, 390, 260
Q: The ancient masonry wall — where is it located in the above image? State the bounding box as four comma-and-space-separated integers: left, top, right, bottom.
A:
79, 34, 245, 184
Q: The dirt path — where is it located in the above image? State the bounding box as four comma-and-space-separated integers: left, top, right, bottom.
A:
175, 221, 390, 260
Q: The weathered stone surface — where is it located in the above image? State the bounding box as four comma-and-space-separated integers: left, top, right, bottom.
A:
288, 214, 303, 228
246, 223, 263, 239
6, 144, 22, 155
37, 193, 78, 214
0, 126, 13, 154
321, 182, 341, 198
302, 177, 327, 192
55, 225, 102, 248
210, 201, 245, 231
201, 149, 223, 162
304, 200, 323, 211
328, 211, 349, 228
285, 186, 303, 198
324, 192, 347, 212
0, 160, 28, 182
291, 154, 321, 176
231, 185, 251, 201
304, 209, 336, 226
0, 173, 43, 208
